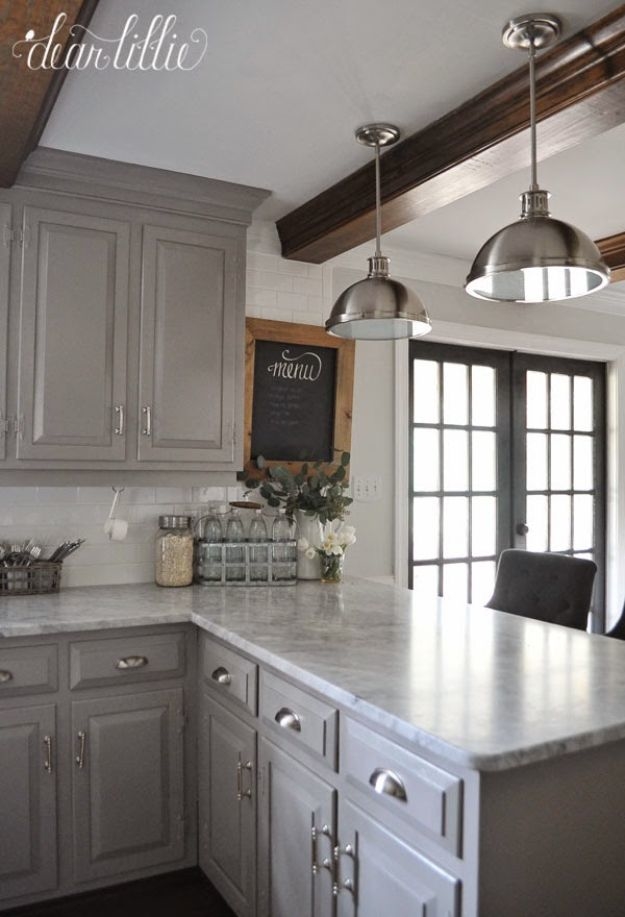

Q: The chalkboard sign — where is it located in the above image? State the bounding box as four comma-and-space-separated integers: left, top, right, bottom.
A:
244, 319, 355, 476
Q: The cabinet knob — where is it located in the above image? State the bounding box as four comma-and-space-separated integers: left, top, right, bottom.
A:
211, 666, 232, 686
516, 522, 529, 535
368, 768, 408, 802
275, 707, 301, 732
0, 670, 13, 683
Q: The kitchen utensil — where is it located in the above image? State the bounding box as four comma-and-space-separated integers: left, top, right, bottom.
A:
104, 487, 128, 541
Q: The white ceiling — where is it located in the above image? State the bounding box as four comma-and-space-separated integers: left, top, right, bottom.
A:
42, 0, 621, 231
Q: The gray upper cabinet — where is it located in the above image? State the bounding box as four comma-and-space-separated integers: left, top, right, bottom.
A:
16, 206, 130, 462
0, 203, 11, 461
0, 147, 267, 482
0, 704, 57, 902
71, 688, 185, 883
138, 224, 239, 465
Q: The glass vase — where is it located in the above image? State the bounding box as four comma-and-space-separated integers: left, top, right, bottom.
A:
296, 509, 322, 580
320, 552, 344, 584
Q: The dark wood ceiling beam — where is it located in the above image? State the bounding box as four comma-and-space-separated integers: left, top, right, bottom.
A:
0, 1, 99, 188
597, 231, 625, 283
278, 5, 625, 263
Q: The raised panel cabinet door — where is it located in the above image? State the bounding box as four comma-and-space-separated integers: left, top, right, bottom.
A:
336, 799, 461, 917
0, 203, 10, 461
16, 206, 130, 461
258, 737, 335, 917
199, 692, 256, 917
0, 704, 57, 901
138, 224, 240, 464
71, 688, 185, 883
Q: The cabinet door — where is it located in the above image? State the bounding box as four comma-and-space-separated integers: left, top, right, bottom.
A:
138, 224, 240, 464
0, 704, 57, 901
0, 203, 10, 461
258, 737, 335, 917
199, 692, 256, 916
71, 688, 185, 883
336, 798, 461, 917
16, 206, 129, 461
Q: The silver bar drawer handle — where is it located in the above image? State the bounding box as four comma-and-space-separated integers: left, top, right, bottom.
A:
141, 405, 152, 436
211, 666, 232, 686
43, 735, 53, 774
368, 768, 408, 802
236, 757, 253, 801
116, 655, 149, 670
0, 670, 13, 683
275, 707, 301, 732
114, 404, 125, 436
75, 730, 87, 769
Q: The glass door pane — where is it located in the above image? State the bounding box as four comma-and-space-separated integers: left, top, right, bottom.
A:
512, 353, 606, 631
409, 343, 511, 605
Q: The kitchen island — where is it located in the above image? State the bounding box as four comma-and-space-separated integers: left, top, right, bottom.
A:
2, 578, 625, 915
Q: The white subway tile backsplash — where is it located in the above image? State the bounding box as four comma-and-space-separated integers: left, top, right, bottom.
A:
292, 277, 322, 296
276, 291, 309, 312
275, 259, 311, 278
248, 270, 293, 292
246, 289, 278, 309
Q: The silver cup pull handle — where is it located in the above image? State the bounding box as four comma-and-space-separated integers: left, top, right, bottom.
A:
275, 707, 301, 732
0, 670, 13, 683
211, 666, 232, 685
368, 768, 408, 802
116, 655, 148, 670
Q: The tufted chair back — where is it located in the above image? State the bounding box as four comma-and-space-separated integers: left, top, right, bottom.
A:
485, 549, 596, 630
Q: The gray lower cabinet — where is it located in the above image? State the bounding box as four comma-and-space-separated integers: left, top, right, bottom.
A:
0, 202, 10, 461
0, 704, 57, 901
16, 206, 130, 462
199, 691, 256, 916
71, 688, 185, 883
257, 737, 336, 917
336, 798, 461, 917
137, 224, 240, 465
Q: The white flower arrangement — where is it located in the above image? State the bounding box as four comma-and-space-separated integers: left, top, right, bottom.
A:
298, 520, 357, 558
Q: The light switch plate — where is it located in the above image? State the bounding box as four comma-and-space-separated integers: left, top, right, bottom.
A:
352, 475, 382, 502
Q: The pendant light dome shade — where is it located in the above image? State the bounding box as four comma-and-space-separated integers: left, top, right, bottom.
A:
465, 191, 610, 302
465, 14, 610, 304
326, 124, 432, 340
326, 256, 431, 339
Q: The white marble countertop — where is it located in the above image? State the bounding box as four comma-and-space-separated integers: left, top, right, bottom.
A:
2, 578, 625, 772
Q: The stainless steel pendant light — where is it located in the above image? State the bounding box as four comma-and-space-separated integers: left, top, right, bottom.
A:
326, 124, 431, 340
465, 14, 610, 303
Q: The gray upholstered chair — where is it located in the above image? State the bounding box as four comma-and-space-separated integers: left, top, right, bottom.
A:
485, 549, 596, 630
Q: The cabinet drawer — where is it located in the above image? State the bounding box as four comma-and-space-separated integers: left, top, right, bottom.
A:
260, 670, 338, 770
0, 644, 58, 697
70, 632, 185, 689
201, 636, 258, 716
341, 717, 463, 856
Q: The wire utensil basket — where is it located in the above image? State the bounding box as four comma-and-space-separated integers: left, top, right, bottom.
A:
0, 562, 62, 596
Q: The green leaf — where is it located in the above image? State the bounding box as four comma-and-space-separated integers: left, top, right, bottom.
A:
267, 496, 280, 507
341, 451, 350, 466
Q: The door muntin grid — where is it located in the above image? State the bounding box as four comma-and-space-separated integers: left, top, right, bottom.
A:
409, 345, 606, 626
409, 344, 511, 606
513, 355, 606, 629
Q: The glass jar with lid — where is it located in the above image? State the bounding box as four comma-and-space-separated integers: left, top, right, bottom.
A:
155, 515, 194, 587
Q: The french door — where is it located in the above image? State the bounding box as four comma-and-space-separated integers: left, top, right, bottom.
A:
409, 342, 606, 629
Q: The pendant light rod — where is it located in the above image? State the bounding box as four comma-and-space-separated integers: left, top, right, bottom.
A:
374, 140, 382, 257
528, 31, 538, 191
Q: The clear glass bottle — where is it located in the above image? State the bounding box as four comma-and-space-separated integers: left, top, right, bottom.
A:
272, 511, 296, 582
195, 512, 224, 584
225, 509, 246, 580
155, 515, 193, 587
249, 511, 269, 581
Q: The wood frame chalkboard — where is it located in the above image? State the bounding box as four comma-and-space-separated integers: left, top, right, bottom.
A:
243, 319, 355, 477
